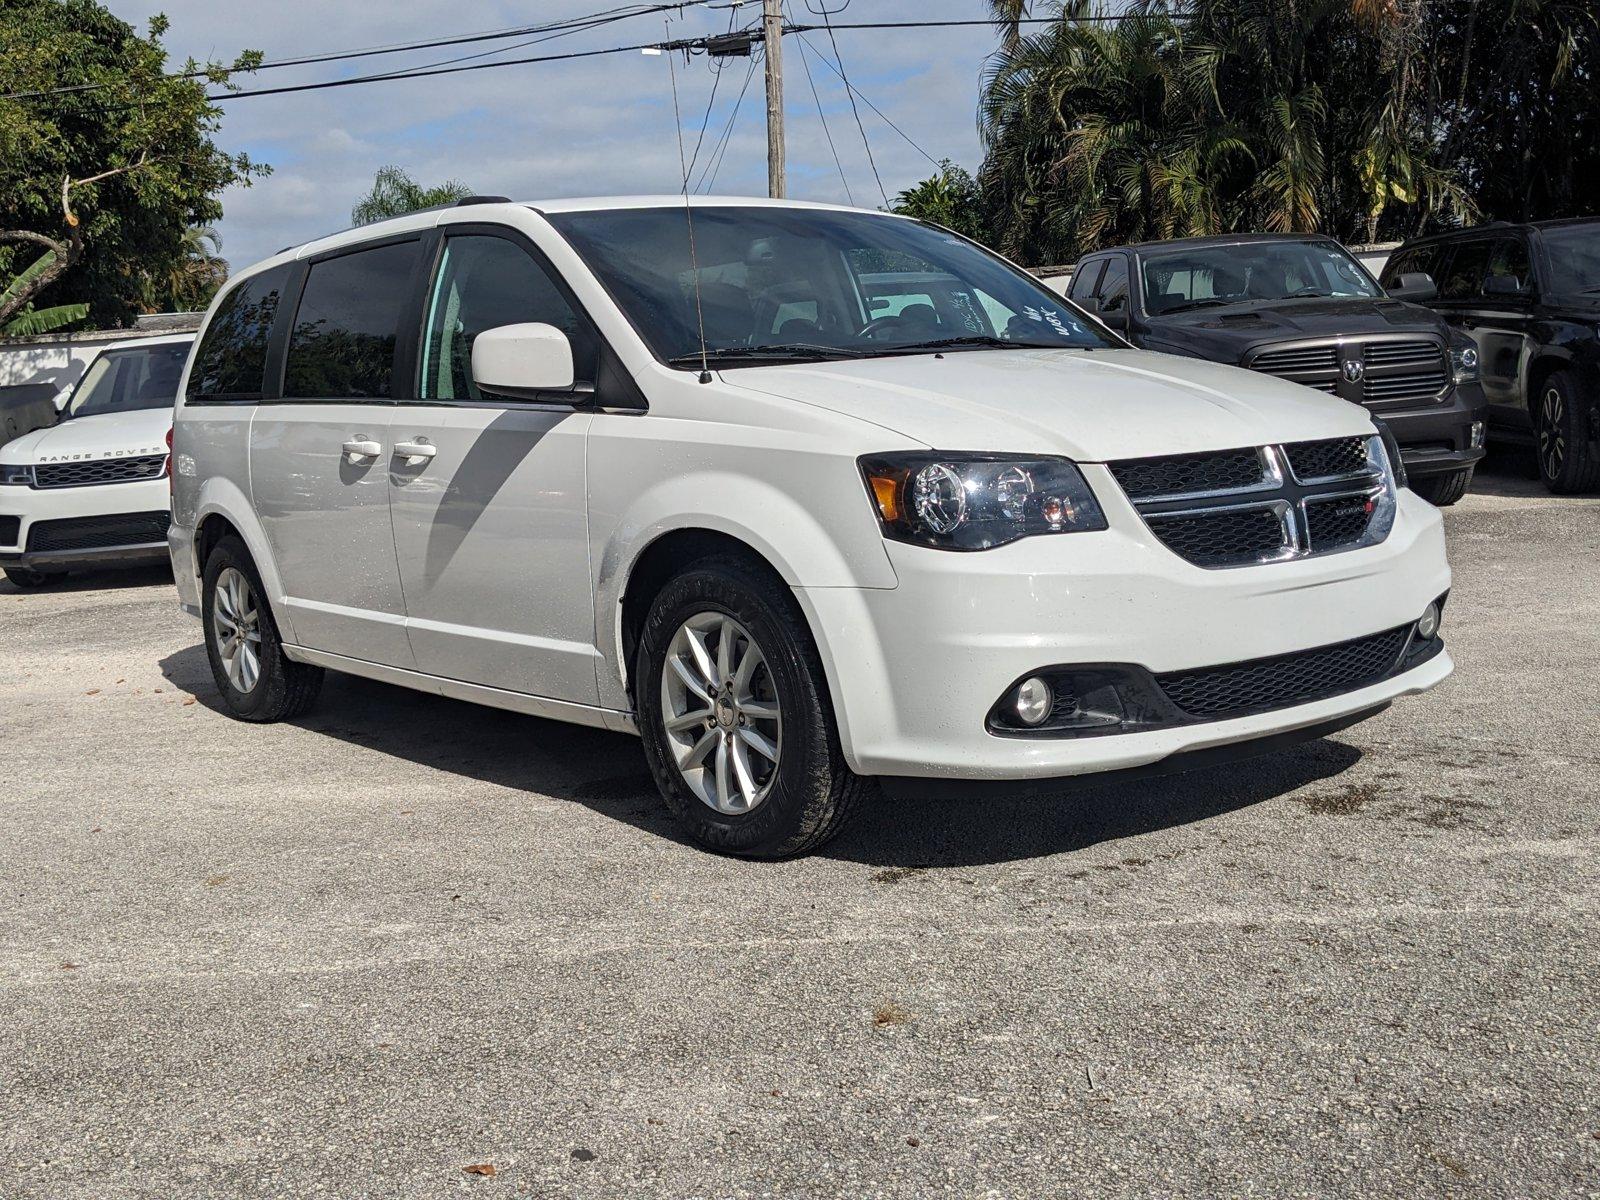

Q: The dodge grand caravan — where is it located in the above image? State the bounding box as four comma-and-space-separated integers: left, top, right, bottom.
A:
169, 198, 1453, 857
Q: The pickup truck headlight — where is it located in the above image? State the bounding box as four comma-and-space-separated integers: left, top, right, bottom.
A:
859, 453, 1107, 550
0, 463, 33, 486
1449, 334, 1480, 384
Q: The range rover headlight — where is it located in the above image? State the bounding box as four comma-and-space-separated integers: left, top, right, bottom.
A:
1449, 334, 1480, 384
860, 453, 1107, 550
0, 462, 33, 486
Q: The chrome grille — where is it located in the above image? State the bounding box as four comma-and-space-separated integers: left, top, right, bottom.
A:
33, 455, 167, 489
1108, 437, 1393, 569
1247, 335, 1450, 409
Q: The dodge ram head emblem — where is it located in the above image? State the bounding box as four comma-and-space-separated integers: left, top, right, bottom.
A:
1342, 358, 1365, 383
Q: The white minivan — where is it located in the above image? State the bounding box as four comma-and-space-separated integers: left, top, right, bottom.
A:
169, 198, 1452, 857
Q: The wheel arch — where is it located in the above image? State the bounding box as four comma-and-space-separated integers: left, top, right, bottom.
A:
190, 480, 297, 644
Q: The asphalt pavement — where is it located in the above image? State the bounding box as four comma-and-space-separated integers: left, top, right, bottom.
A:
2, 450, 1596, 1198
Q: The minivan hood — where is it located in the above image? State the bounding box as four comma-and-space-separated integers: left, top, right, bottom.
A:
0, 406, 172, 464
724, 348, 1372, 461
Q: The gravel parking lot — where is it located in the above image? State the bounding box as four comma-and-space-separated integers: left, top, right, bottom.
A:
2, 453, 1596, 1199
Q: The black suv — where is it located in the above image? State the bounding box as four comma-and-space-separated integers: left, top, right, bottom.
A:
1071, 234, 1487, 505
1379, 218, 1600, 493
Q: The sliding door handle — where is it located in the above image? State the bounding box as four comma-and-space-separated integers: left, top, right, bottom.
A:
342, 438, 382, 461
393, 438, 437, 463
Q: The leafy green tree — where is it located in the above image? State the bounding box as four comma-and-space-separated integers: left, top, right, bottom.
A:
351, 166, 474, 226
891, 161, 990, 242
0, 0, 265, 329
1, 250, 88, 334
138, 224, 228, 313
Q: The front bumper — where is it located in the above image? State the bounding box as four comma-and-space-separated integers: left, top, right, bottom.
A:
0, 477, 170, 571
1381, 381, 1487, 479
798, 473, 1453, 782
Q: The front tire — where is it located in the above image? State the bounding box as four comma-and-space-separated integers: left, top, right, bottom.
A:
1411, 467, 1473, 507
635, 555, 868, 858
201, 535, 323, 721
1535, 371, 1600, 494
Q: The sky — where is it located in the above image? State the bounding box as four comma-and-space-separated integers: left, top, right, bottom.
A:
103, 0, 1002, 272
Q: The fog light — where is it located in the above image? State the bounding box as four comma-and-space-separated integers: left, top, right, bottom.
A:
1470, 421, 1486, 450
1014, 677, 1053, 726
1417, 602, 1441, 641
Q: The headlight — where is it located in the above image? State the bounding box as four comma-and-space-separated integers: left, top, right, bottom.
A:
0, 463, 33, 486
1449, 335, 1479, 384
1373, 421, 1408, 490
859, 453, 1107, 550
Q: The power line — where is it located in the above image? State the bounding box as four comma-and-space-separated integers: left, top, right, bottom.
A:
0, 1, 726, 102
795, 32, 941, 172
815, 4, 886, 205
794, 33, 854, 205
697, 51, 761, 192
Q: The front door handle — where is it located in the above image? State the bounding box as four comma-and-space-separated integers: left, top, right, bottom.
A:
342, 437, 382, 461
392, 438, 437, 463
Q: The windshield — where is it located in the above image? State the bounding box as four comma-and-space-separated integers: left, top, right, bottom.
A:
1539, 223, 1600, 294
546, 206, 1112, 365
1141, 240, 1382, 313
67, 342, 191, 419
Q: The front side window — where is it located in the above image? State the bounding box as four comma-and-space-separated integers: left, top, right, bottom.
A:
1538, 222, 1600, 295
1379, 244, 1444, 290
69, 342, 193, 418
284, 241, 421, 400
1486, 238, 1533, 293
1068, 260, 1103, 301
1142, 240, 1382, 314
186, 266, 288, 401
547, 207, 1110, 366
1097, 256, 1129, 311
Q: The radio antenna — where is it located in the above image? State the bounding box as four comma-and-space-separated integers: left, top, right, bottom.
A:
665, 23, 712, 384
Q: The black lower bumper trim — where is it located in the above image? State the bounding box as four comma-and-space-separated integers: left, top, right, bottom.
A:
0, 542, 169, 570
877, 704, 1390, 800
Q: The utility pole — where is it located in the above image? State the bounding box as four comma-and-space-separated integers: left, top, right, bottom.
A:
762, 0, 786, 198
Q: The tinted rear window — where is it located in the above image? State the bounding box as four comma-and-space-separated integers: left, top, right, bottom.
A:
284, 241, 421, 400
186, 266, 289, 400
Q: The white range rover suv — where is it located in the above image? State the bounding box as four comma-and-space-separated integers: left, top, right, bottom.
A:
168, 198, 1452, 857
1, 334, 192, 588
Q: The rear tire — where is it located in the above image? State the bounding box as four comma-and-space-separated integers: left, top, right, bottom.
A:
635, 555, 869, 858
1411, 467, 1472, 507
201, 535, 323, 721
1535, 370, 1600, 494
3, 566, 63, 589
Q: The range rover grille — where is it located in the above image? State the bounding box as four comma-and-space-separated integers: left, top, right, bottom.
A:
1108, 437, 1391, 568
33, 455, 167, 489
1156, 625, 1412, 719
26, 511, 169, 554
1247, 335, 1450, 409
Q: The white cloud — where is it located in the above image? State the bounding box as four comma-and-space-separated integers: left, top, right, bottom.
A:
107, 0, 998, 270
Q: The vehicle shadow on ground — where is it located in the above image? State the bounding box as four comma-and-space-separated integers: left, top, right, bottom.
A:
160, 641, 1365, 867
0, 562, 173, 596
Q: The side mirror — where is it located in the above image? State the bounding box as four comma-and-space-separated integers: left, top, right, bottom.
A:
1386, 272, 1438, 302
1483, 273, 1529, 298
1098, 305, 1129, 332
470, 323, 580, 400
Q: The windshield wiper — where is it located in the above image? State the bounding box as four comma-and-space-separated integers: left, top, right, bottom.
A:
1160, 298, 1233, 313
868, 335, 1080, 354
667, 343, 868, 367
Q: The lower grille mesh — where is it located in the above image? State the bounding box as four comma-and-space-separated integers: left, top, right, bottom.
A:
1157, 625, 1412, 719
26, 511, 169, 554
1146, 507, 1287, 567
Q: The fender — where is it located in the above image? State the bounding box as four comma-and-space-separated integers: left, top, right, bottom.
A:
591, 468, 899, 713
190, 476, 299, 645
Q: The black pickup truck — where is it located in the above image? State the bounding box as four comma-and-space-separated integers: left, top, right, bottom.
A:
1071, 233, 1487, 505
1380, 218, 1600, 494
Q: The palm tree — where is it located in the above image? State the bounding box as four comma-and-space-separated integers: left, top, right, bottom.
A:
351, 166, 474, 225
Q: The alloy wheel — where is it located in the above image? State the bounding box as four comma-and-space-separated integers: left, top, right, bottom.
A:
1539, 386, 1566, 481
659, 611, 782, 815
213, 566, 263, 694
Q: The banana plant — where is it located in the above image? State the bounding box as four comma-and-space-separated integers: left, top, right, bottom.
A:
1, 250, 88, 337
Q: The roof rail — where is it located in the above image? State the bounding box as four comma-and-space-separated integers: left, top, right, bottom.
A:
456, 195, 511, 206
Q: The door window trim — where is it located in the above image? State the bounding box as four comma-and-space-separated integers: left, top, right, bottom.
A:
402, 222, 644, 413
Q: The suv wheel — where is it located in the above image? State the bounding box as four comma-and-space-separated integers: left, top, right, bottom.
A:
1411, 467, 1473, 507
3, 566, 63, 589
635, 555, 868, 858
1535, 371, 1600, 494
202, 535, 323, 721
